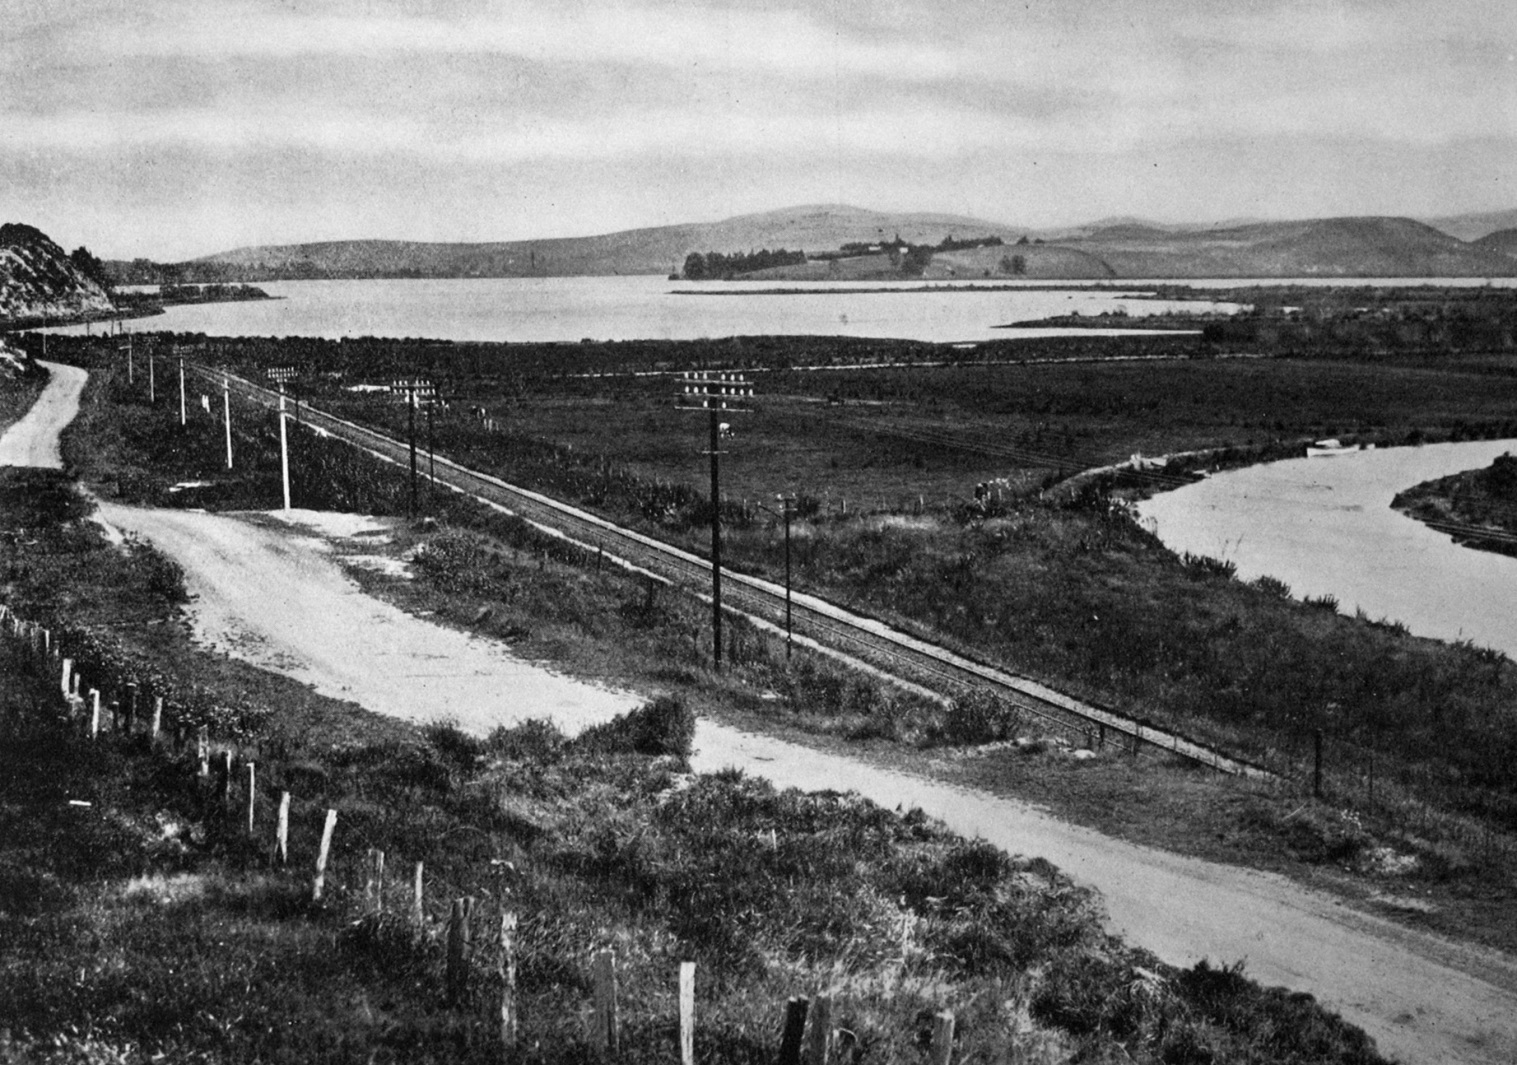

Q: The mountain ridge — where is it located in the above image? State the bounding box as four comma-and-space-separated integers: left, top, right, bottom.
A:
107, 205, 1517, 283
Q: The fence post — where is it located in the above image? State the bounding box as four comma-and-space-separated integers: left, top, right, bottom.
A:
275, 791, 290, 865
60, 658, 72, 698
679, 962, 696, 1065
447, 897, 471, 1005
412, 861, 424, 925
197, 726, 210, 777
499, 912, 518, 1055
150, 697, 163, 745
220, 751, 233, 809
804, 995, 832, 1065
778, 997, 810, 1065
89, 689, 100, 739
365, 848, 385, 914
312, 808, 338, 903
592, 949, 619, 1057
929, 1011, 955, 1065
245, 762, 256, 835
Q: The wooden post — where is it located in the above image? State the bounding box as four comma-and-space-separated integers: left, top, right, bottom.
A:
679, 962, 696, 1065
447, 898, 470, 1005
593, 949, 619, 1057
499, 912, 518, 1055
312, 808, 337, 903
929, 1011, 955, 1065
778, 997, 810, 1065
150, 697, 163, 744
60, 658, 72, 697
220, 751, 233, 808
245, 762, 256, 835
197, 726, 210, 777
89, 689, 100, 739
804, 995, 832, 1065
275, 791, 290, 865
365, 848, 386, 914
412, 861, 425, 925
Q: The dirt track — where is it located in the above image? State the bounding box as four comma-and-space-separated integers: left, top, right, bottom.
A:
0, 360, 85, 467
9, 363, 1517, 1064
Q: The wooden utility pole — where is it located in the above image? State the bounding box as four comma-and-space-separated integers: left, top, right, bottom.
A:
675, 371, 753, 670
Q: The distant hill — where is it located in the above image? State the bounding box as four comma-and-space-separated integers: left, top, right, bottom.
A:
1474, 228, 1517, 258
148, 205, 1032, 283
1, 223, 115, 327
1062, 216, 1517, 278
1422, 208, 1517, 243
113, 205, 1517, 283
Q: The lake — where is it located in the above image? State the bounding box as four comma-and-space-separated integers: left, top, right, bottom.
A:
1137, 440, 1517, 657
53, 275, 1238, 344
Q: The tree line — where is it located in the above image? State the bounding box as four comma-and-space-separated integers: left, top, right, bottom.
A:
681, 249, 807, 280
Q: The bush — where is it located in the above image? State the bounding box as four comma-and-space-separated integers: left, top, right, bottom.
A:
574, 694, 694, 758
1251, 574, 1292, 599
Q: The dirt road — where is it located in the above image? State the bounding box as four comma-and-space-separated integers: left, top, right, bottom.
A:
0, 360, 86, 467
11, 363, 1517, 1064
95, 504, 638, 735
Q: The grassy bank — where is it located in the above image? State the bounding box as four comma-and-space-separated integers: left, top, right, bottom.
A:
1392, 451, 1517, 557
0, 375, 1391, 1062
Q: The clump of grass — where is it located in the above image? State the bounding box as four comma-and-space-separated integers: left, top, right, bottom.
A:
573, 694, 695, 759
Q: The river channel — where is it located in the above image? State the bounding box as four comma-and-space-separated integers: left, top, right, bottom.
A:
1137, 439, 1517, 657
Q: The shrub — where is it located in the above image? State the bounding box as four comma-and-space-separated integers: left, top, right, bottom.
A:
573, 694, 694, 758
1251, 574, 1292, 599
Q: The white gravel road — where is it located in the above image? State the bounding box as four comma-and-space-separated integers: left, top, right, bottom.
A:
0, 360, 86, 467
8, 361, 1517, 1065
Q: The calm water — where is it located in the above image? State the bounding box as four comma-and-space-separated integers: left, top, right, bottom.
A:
55, 275, 1238, 344
1137, 440, 1517, 656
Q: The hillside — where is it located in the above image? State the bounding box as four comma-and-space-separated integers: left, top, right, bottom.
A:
0, 224, 114, 327
164, 205, 1031, 282
1423, 208, 1517, 243
1065, 216, 1517, 278
1475, 228, 1517, 259
116, 206, 1517, 283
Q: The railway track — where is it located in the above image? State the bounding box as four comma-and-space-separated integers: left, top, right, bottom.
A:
192, 363, 1268, 777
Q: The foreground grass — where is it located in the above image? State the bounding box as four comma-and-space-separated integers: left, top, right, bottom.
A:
0, 426, 1387, 1063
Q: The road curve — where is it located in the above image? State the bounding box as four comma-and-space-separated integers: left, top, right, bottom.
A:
197, 363, 1260, 776
0, 360, 86, 468
12, 360, 1517, 1064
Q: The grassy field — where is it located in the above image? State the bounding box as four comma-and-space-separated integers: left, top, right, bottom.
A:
0, 360, 1394, 1063
15, 334, 1517, 960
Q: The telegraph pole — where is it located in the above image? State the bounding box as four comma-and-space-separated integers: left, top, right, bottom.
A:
278, 385, 291, 511
223, 377, 233, 469
779, 494, 794, 657
178, 356, 187, 426
677, 371, 753, 669
407, 382, 419, 516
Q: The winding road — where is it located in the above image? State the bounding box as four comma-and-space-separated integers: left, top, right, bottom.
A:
6, 361, 1517, 1064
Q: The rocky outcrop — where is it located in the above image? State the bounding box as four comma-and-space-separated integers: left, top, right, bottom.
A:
0, 223, 115, 327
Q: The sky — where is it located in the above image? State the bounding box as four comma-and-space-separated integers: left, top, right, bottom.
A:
3, 0, 1515, 260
